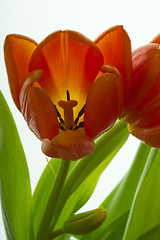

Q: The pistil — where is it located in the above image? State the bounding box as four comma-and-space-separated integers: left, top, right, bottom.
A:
56, 90, 85, 131
58, 99, 78, 130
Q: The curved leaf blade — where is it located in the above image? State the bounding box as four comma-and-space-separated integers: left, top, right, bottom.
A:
0, 92, 33, 240
123, 148, 160, 240
32, 158, 59, 236
137, 225, 160, 240
80, 142, 151, 240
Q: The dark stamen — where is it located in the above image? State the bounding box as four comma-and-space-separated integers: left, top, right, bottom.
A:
59, 123, 65, 131
59, 118, 64, 124
73, 121, 84, 130
73, 126, 79, 131
54, 104, 61, 118
78, 105, 85, 117
66, 90, 70, 101
54, 104, 65, 128
74, 117, 79, 125
79, 121, 84, 128
74, 105, 85, 125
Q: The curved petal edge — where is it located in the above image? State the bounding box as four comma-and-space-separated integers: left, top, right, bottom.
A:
19, 70, 59, 140
41, 130, 95, 161
4, 34, 37, 109
84, 66, 123, 139
95, 25, 132, 102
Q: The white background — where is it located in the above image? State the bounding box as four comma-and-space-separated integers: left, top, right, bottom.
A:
0, 0, 159, 239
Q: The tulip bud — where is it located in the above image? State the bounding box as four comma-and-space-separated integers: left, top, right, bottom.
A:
62, 208, 107, 235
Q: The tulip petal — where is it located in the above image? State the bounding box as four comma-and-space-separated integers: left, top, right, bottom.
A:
133, 104, 160, 129
124, 43, 160, 122
19, 70, 59, 140
41, 130, 95, 161
95, 25, 132, 101
128, 124, 160, 148
84, 66, 123, 139
4, 34, 37, 109
29, 30, 104, 114
127, 72, 160, 128
151, 33, 160, 44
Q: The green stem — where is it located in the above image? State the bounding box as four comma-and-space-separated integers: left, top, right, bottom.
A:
35, 160, 70, 240
51, 121, 129, 229
48, 228, 64, 240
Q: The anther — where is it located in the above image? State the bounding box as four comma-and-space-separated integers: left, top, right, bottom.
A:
54, 104, 61, 118
78, 105, 85, 117
73, 126, 79, 131
74, 105, 85, 125
59, 124, 65, 131
79, 121, 84, 128
54, 104, 65, 127
60, 118, 64, 125
66, 90, 70, 101
73, 121, 84, 130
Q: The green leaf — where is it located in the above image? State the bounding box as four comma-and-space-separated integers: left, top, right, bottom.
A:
32, 158, 59, 237
79, 142, 151, 240
137, 225, 160, 240
123, 148, 160, 240
0, 92, 33, 240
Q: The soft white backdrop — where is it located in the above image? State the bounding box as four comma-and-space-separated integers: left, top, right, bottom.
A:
0, 0, 159, 239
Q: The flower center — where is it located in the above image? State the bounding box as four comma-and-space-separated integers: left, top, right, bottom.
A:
55, 90, 85, 131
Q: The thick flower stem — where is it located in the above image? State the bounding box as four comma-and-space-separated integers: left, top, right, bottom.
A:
51, 121, 129, 230
35, 160, 70, 240
48, 228, 64, 240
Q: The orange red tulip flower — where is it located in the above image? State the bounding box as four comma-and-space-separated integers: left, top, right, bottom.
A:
4, 26, 131, 160
123, 34, 160, 147
4, 26, 160, 161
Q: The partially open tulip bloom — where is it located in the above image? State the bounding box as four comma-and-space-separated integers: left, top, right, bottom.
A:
122, 34, 160, 147
4, 26, 131, 160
